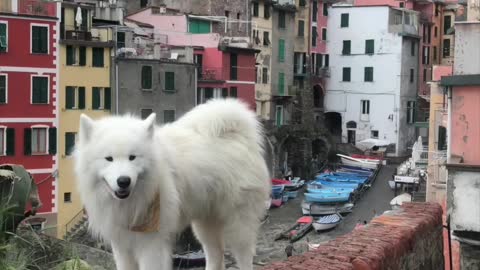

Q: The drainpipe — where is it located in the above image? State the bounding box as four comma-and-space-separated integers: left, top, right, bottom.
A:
446, 86, 452, 163
194, 64, 198, 106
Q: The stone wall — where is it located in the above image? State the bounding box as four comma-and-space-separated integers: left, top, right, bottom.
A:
262, 202, 444, 270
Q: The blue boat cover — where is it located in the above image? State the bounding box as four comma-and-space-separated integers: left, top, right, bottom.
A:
318, 214, 341, 224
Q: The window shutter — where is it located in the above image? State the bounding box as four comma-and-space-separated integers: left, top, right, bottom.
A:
41, 77, 48, 103
341, 13, 349, 27
40, 26, 48, 53
32, 26, 39, 53
24, 128, 31, 155
278, 73, 285, 95
165, 72, 175, 90
79, 46, 86, 66
141, 66, 152, 89
222, 88, 228, 98
48, 127, 57, 155
278, 39, 285, 62
0, 75, 5, 103
92, 87, 100, 109
365, 40, 374, 54
66, 46, 74, 65
78, 87, 85, 109
65, 133, 75, 156
6, 128, 15, 156
230, 87, 237, 98
93, 48, 104, 67
104, 87, 111, 110
66, 86, 75, 109
0, 23, 7, 52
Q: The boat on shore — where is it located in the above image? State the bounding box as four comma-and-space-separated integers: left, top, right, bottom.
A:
304, 192, 351, 203
313, 213, 343, 232
337, 154, 379, 170
390, 193, 412, 209
274, 216, 313, 243
301, 201, 354, 215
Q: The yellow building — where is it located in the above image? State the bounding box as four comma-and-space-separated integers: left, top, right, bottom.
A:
57, 2, 114, 238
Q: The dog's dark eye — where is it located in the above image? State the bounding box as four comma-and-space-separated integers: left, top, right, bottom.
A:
129, 155, 136, 161
105, 156, 113, 162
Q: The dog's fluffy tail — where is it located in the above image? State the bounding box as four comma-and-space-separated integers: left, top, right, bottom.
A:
176, 98, 264, 151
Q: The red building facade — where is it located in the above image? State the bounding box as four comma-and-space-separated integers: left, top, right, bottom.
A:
0, 0, 59, 215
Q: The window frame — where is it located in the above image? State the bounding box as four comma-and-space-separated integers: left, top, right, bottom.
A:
278, 39, 285, 62
0, 126, 5, 156
298, 20, 305, 37
278, 10, 286, 28
410, 68, 415, 83
263, 31, 270, 46
262, 67, 269, 84
164, 71, 175, 91
0, 73, 7, 104
163, 110, 176, 123
30, 23, 49, 54
342, 40, 351, 55
141, 108, 153, 120
371, 130, 379, 139
321, 28, 327, 41
64, 192, 72, 203
323, 3, 328, 16
92, 47, 105, 67
65, 132, 76, 156
141, 65, 153, 90
30, 125, 49, 155
342, 67, 351, 82
340, 13, 349, 28
65, 86, 86, 110
365, 39, 374, 54
31, 75, 49, 104
361, 100, 370, 115
364, 67, 374, 82
253, 2, 259, 17
275, 105, 284, 126
407, 101, 416, 124
0, 21, 8, 53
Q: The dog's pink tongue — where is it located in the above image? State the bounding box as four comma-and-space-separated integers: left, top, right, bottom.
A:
129, 192, 160, 233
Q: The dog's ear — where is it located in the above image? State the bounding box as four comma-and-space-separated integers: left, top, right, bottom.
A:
79, 114, 95, 143
144, 113, 156, 138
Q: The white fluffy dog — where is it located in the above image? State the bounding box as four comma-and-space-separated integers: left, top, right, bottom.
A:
74, 99, 271, 270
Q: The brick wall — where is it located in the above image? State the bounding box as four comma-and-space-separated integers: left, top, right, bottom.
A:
262, 202, 444, 270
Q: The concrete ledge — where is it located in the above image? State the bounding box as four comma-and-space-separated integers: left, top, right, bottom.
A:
262, 202, 444, 270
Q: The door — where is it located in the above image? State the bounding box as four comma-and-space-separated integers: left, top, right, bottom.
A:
347, 130, 356, 145
276, 105, 283, 126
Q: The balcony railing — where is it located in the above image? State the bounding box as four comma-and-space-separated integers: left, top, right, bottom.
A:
0, 0, 56, 17
61, 25, 92, 41
197, 67, 228, 81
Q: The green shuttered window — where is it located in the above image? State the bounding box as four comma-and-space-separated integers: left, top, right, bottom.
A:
278, 39, 285, 62
65, 132, 75, 156
278, 72, 285, 95
365, 39, 374, 54
0, 23, 7, 52
92, 87, 111, 110
188, 19, 211, 34
65, 87, 85, 109
165, 72, 175, 91
92, 48, 104, 67
32, 26, 48, 54
364, 67, 374, 82
342, 67, 351, 82
32, 77, 48, 104
141, 66, 152, 90
5, 128, 15, 156
341, 13, 349, 28
163, 110, 175, 123
0, 75, 6, 104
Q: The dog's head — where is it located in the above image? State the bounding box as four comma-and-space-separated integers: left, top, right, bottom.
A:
75, 113, 157, 200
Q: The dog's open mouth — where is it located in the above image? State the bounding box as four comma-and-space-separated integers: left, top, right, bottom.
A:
115, 189, 130, 199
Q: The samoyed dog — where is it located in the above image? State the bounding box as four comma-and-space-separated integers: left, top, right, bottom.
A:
74, 99, 271, 270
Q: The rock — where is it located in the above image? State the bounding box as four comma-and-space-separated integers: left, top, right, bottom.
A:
55, 259, 92, 270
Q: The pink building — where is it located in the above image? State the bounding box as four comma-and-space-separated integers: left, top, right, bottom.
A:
127, 8, 258, 109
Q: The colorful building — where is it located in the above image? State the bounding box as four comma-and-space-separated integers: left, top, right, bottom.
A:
56, 1, 114, 238
0, 0, 60, 234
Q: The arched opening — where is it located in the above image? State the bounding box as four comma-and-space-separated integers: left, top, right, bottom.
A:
312, 138, 329, 174
279, 136, 303, 178
325, 112, 342, 141
346, 121, 357, 145
313, 85, 324, 109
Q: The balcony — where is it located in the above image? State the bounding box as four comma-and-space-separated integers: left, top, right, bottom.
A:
197, 67, 228, 82
389, 8, 420, 38
0, 0, 56, 17
60, 24, 114, 47
314, 67, 330, 78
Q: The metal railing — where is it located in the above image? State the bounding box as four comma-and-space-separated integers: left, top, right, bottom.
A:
64, 208, 87, 238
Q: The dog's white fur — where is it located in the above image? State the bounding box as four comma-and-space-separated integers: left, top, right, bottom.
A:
74, 99, 271, 270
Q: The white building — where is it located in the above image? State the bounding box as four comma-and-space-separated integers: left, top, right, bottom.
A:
324, 5, 420, 156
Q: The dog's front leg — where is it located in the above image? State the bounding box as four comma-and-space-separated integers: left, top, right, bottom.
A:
112, 242, 138, 270
138, 240, 172, 270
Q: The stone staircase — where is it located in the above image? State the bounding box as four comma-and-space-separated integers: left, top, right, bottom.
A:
64, 212, 110, 251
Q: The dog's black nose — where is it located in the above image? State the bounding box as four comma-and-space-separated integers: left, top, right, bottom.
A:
117, 176, 131, 189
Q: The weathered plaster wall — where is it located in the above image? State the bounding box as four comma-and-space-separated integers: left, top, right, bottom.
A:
453, 22, 480, 75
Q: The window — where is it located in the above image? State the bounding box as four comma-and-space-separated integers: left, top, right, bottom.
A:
92, 48, 104, 67
29, 127, 47, 155
321, 28, 327, 41
342, 40, 351, 55
0, 22, 7, 52
278, 10, 286, 28
237, 13, 240, 20
324, 54, 329, 67
443, 15, 451, 35
410, 68, 415, 83
0, 128, 4, 156
163, 110, 175, 123
361, 100, 370, 115
364, 67, 373, 82
225, 11, 230, 18
298, 20, 305, 37
230, 87, 237, 98
365, 39, 374, 54
222, 88, 228, 98
312, 26, 317, 47
65, 86, 85, 109
423, 68, 427, 82
32, 76, 48, 104
316, 54, 323, 73
92, 87, 111, 110
275, 105, 284, 126
438, 126, 447, 150
253, 2, 259, 17
141, 66, 152, 90
117, 32, 126, 48
299, 0, 306, 7
278, 39, 285, 62
165, 72, 175, 91
323, 3, 328, 16
188, 19, 211, 34
140, 0, 148, 8
371, 130, 379, 139
141, 108, 153, 119
264, 5, 270, 19
262, 67, 268, 84
342, 67, 351, 82
263, 31, 270, 46
427, 26, 431, 44
230, 54, 238, 80
434, 26, 438, 37
0, 74, 6, 104
64, 192, 72, 203
433, 46, 437, 61
340, 13, 349, 27
407, 101, 416, 124
294, 52, 306, 74
411, 41, 416, 56
66, 46, 86, 66
65, 132, 76, 156
31, 25, 48, 54
2, 128, 14, 156
312, 1, 318, 22
443, 39, 450, 57
278, 72, 285, 95
399, 2, 404, 8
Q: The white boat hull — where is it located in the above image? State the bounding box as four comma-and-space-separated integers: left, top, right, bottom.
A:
390, 193, 412, 209
340, 158, 379, 170
301, 201, 354, 215
313, 221, 339, 231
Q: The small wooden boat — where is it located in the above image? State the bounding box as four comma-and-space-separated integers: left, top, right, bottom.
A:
337, 154, 379, 170
390, 193, 411, 210
304, 192, 351, 203
301, 201, 354, 215
313, 213, 343, 232
315, 179, 360, 189
286, 190, 299, 199
275, 216, 313, 243
306, 187, 354, 194
172, 250, 206, 268
316, 174, 368, 184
